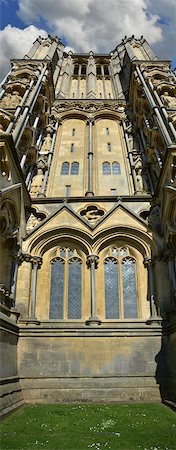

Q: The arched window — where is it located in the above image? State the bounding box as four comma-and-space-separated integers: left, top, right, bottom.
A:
103, 162, 111, 175
112, 161, 120, 174
49, 247, 82, 320
61, 162, 69, 175
104, 246, 138, 319
71, 162, 79, 175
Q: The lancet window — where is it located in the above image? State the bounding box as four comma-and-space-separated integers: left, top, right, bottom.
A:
61, 162, 79, 175
49, 246, 83, 320
102, 162, 121, 175
104, 246, 138, 319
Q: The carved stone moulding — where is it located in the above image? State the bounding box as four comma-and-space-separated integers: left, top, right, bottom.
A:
79, 204, 105, 222
53, 99, 126, 115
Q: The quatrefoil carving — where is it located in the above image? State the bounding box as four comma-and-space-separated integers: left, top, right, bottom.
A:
80, 205, 105, 222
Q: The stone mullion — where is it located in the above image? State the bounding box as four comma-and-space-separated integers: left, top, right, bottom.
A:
86, 255, 101, 325
118, 260, 123, 319
63, 260, 68, 320
101, 65, 106, 99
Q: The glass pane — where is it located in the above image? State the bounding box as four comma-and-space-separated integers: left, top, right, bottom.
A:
61, 162, 69, 175
49, 260, 64, 319
120, 248, 126, 256
122, 259, 137, 318
104, 259, 119, 319
112, 162, 120, 175
68, 259, 82, 319
103, 162, 111, 175
71, 162, 79, 175
112, 247, 118, 256
60, 248, 66, 258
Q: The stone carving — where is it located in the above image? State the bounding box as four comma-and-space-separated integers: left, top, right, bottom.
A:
0, 140, 11, 181
148, 204, 160, 232
26, 214, 41, 233
40, 131, 52, 154
0, 91, 22, 108
53, 100, 125, 115
30, 165, 45, 197
0, 202, 18, 240
80, 205, 105, 222
161, 92, 176, 109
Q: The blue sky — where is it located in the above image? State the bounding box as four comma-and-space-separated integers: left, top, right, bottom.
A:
0, 0, 175, 80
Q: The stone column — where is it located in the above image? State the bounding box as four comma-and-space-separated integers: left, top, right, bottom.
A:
29, 256, 42, 321
144, 257, 161, 323
87, 52, 96, 98
85, 118, 94, 196
10, 251, 24, 306
167, 252, 176, 303
86, 255, 101, 325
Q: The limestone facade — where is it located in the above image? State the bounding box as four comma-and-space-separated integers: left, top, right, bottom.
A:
0, 35, 176, 414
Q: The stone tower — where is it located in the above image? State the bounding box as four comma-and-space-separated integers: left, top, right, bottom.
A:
0, 35, 176, 414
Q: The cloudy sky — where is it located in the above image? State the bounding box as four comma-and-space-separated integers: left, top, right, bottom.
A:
0, 0, 176, 80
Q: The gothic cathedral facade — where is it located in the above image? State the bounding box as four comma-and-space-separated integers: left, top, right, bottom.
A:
0, 35, 176, 414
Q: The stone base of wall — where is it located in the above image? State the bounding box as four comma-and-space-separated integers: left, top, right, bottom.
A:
20, 376, 161, 403
0, 377, 24, 417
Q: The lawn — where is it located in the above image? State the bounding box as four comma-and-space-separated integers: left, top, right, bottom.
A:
0, 403, 175, 450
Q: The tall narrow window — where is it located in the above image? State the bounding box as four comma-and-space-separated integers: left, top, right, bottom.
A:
106, 128, 110, 135
72, 92, 75, 98
81, 92, 84, 98
68, 259, 82, 319
122, 258, 137, 318
112, 162, 120, 175
72, 128, 75, 136
103, 246, 138, 319
71, 143, 74, 153
49, 247, 82, 320
104, 258, 119, 319
71, 162, 79, 175
61, 162, 69, 175
107, 143, 111, 152
108, 93, 111, 99
65, 185, 71, 197
103, 162, 111, 175
50, 259, 64, 319
111, 188, 117, 195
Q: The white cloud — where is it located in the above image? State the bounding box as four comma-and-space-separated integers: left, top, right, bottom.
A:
0, 25, 47, 81
16, 0, 167, 55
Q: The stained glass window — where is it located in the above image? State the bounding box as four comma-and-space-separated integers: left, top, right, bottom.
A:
103, 162, 111, 174
71, 162, 79, 175
104, 258, 119, 319
61, 162, 69, 175
112, 162, 120, 175
122, 258, 137, 318
104, 247, 138, 319
68, 259, 82, 319
49, 248, 82, 320
49, 259, 64, 319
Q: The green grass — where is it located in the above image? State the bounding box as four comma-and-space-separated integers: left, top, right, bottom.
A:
0, 403, 175, 450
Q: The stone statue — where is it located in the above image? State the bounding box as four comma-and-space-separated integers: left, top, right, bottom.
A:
161, 92, 176, 108
0, 91, 22, 108
30, 168, 44, 196
40, 132, 52, 154
26, 213, 41, 233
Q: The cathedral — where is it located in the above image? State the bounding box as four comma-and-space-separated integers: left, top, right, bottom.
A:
0, 34, 176, 415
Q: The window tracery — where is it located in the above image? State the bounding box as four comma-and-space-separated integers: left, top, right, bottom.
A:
49, 246, 82, 320
104, 246, 138, 319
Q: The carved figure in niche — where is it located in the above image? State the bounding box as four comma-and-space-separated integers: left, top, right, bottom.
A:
0, 91, 22, 108
40, 131, 52, 154
0, 202, 18, 239
30, 168, 44, 196
26, 213, 41, 233
148, 204, 160, 232
0, 141, 11, 181
80, 205, 104, 222
161, 92, 176, 108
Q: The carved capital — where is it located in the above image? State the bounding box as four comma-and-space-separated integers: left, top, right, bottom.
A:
86, 254, 99, 269
143, 256, 154, 268
31, 256, 43, 269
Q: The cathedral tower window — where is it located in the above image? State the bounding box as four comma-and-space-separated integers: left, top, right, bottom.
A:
71, 162, 79, 175
65, 185, 71, 196
103, 162, 111, 175
108, 142, 111, 152
72, 128, 75, 136
71, 143, 74, 152
61, 162, 69, 175
112, 161, 120, 174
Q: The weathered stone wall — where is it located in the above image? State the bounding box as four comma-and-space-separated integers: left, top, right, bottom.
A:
18, 324, 163, 402
0, 316, 23, 415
